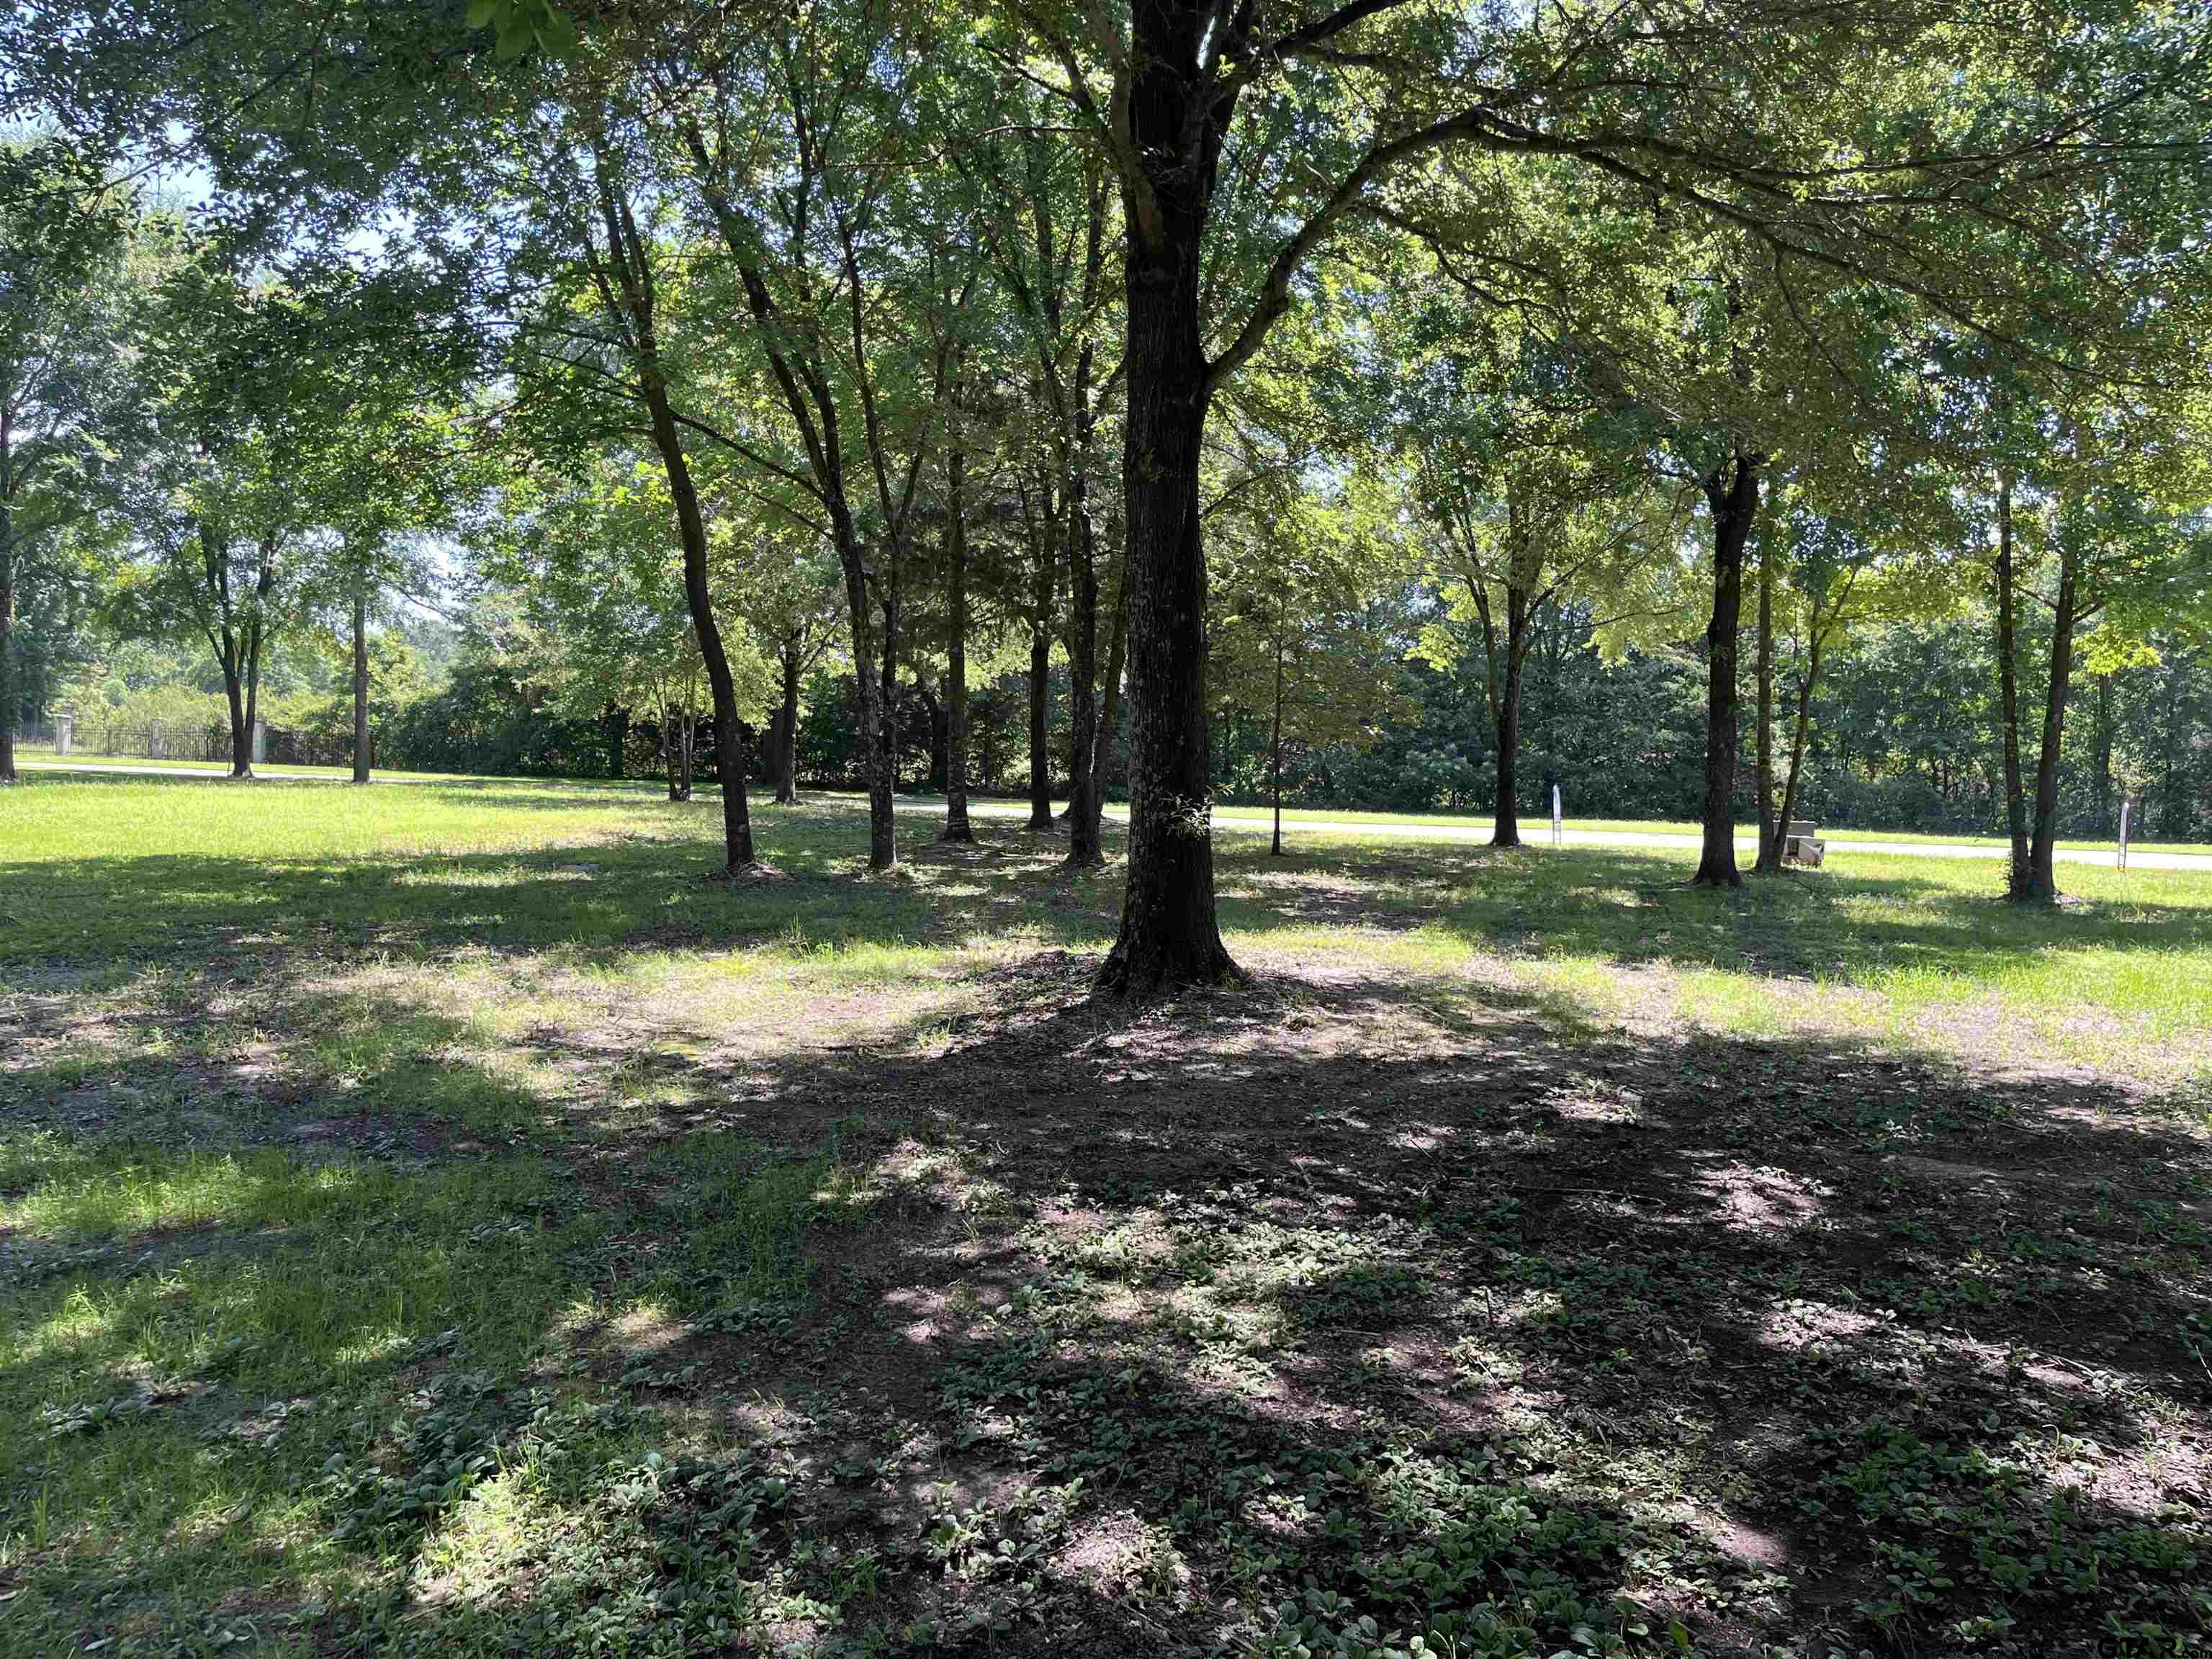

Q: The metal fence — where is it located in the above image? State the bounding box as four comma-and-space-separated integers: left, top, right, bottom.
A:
16, 715, 363, 769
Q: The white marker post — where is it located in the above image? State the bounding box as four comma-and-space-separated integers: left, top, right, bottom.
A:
1551, 784, 1563, 848
2118, 799, 2131, 872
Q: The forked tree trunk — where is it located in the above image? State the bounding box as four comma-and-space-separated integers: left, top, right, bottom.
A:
1693, 451, 1761, 888
1097, 189, 1234, 994
351, 582, 371, 783
942, 444, 973, 842
1994, 473, 2032, 896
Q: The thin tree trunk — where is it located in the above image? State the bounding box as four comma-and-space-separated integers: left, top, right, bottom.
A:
880, 556, 901, 804
1492, 588, 1527, 848
1269, 611, 1286, 858
642, 379, 756, 869
665, 706, 683, 800
2091, 673, 2114, 837
1066, 502, 1103, 865
591, 159, 757, 869
775, 642, 801, 804
1026, 616, 1053, 828
2024, 539, 2080, 902
1753, 527, 1781, 871
351, 581, 371, 783
1995, 472, 2031, 896
0, 543, 16, 786
942, 444, 973, 842
240, 562, 268, 779
1775, 635, 1823, 854
1095, 555, 1130, 811
1693, 450, 1760, 888
1097, 189, 1234, 994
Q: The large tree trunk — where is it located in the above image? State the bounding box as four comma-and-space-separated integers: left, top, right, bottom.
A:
943, 444, 973, 842
1693, 450, 1760, 888
1753, 529, 1781, 872
1492, 588, 1529, 849
351, 582, 371, 783
606, 703, 627, 781
2023, 539, 2080, 903
1995, 472, 2032, 896
1097, 186, 1234, 994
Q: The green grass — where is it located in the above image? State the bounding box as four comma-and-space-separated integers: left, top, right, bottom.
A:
2, 773, 2206, 1658
22, 754, 2208, 856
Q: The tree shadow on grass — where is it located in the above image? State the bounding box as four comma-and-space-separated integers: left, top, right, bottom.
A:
4, 961, 2207, 1653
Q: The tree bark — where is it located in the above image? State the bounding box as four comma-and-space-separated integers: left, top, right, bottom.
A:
942, 443, 974, 842
351, 581, 371, 783
2023, 537, 2080, 903
1097, 162, 1235, 993
1994, 472, 2032, 896
1693, 450, 1761, 888
1753, 526, 1781, 872
1491, 588, 1529, 849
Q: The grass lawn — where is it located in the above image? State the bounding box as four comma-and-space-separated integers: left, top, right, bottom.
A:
2, 773, 2207, 1658
21, 752, 2208, 857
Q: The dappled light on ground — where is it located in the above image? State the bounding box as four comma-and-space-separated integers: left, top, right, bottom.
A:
2, 778, 2208, 1655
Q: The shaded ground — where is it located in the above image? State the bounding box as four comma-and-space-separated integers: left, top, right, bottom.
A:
1, 777, 2207, 1658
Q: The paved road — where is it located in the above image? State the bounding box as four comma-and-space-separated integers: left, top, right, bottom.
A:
20, 760, 2208, 873
939, 799, 2210, 872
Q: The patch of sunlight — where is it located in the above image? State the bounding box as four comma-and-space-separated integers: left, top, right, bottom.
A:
414, 1468, 558, 1590
331, 1326, 414, 1371
1670, 968, 1790, 1038
15, 1287, 125, 1366
4, 1148, 358, 1241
